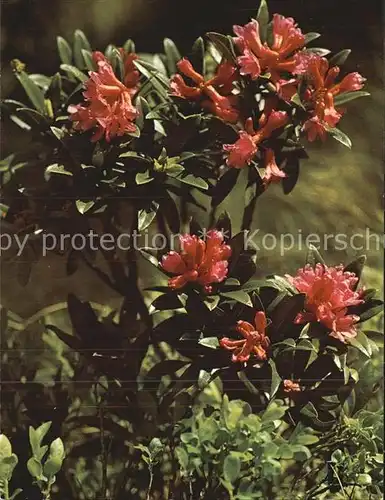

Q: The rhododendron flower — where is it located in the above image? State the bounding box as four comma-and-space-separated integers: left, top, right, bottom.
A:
68, 53, 139, 142
263, 149, 286, 187
223, 111, 288, 168
233, 14, 305, 82
294, 52, 366, 141
161, 230, 232, 293
170, 58, 239, 123
283, 380, 301, 393
286, 264, 364, 343
220, 311, 270, 363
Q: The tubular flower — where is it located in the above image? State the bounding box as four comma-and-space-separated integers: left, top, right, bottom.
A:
170, 58, 240, 123
262, 148, 286, 187
68, 52, 139, 142
161, 230, 232, 293
233, 14, 305, 82
294, 52, 366, 141
283, 380, 301, 394
223, 111, 288, 168
220, 311, 270, 363
286, 264, 364, 343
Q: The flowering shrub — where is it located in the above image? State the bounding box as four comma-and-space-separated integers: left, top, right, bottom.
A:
0, 1, 383, 499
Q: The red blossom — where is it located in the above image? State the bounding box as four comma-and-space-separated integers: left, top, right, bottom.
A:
170, 58, 240, 123
68, 52, 139, 142
283, 379, 301, 394
220, 311, 270, 363
286, 264, 364, 343
223, 111, 288, 168
161, 230, 232, 293
294, 52, 365, 140
233, 14, 305, 82
262, 149, 286, 187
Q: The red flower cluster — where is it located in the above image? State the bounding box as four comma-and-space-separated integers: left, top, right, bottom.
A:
69, 51, 140, 142
223, 110, 288, 168
170, 58, 239, 123
294, 53, 366, 141
287, 264, 364, 343
220, 311, 270, 363
262, 148, 286, 187
161, 230, 232, 293
283, 379, 301, 394
233, 14, 305, 83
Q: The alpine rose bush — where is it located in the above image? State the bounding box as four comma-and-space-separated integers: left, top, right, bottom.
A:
1, 1, 383, 499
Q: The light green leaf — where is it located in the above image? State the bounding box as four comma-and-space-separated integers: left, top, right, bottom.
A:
334, 91, 370, 106
223, 454, 241, 483
76, 200, 95, 214
15, 71, 45, 113
57, 36, 72, 64
60, 64, 88, 82
0, 434, 12, 458
329, 49, 351, 66
198, 337, 220, 349
27, 457, 43, 479
220, 290, 252, 307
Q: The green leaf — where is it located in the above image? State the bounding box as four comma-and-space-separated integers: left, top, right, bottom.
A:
163, 38, 181, 75
334, 90, 370, 106
255, 0, 269, 41
81, 49, 96, 71
60, 64, 88, 82
223, 454, 241, 483
27, 457, 43, 479
220, 290, 252, 307
295, 434, 319, 445
206, 32, 236, 62
123, 39, 136, 54
343, 255, 366, 285
262, 401, 287, 424
10, 488, 23, 500
57, 36, 72, 64
14, 71, 46, 113
136, 170, 154, 185
304, 32, 321, 45
306, 48, 331, 57
306, 244, 325, 266
268, 359, 281, 398
198, 337, 220, 349
74, 29, 92, 69
0, 434, 12, 458
138, 203, 159, 231
0, 454, 18, 482
329, 49, 351, 66
45, 163, 73, 179
43, 438, 65, 478
76, 200, 95, 214
177, 173, 209, 190
327, 127, 352, 148
175, 446, 189, 469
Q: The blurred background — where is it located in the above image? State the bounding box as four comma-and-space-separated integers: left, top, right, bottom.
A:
1, 0, 383, 318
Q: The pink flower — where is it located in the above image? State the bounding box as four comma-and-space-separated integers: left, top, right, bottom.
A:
275, 78, 298, 101
303, 116, 328, 142
233, 15, 305, 82
283, 380, 301, 394
220, 311, 270, 363
69, 55, 139, 142
223, 131, 257, 168
263, 149, 286, 187
161, 230, 232, 293
170, 58, 239, 123
223, 110, 288, 168
286, 263, 364, 343
294, 52, 365, 139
